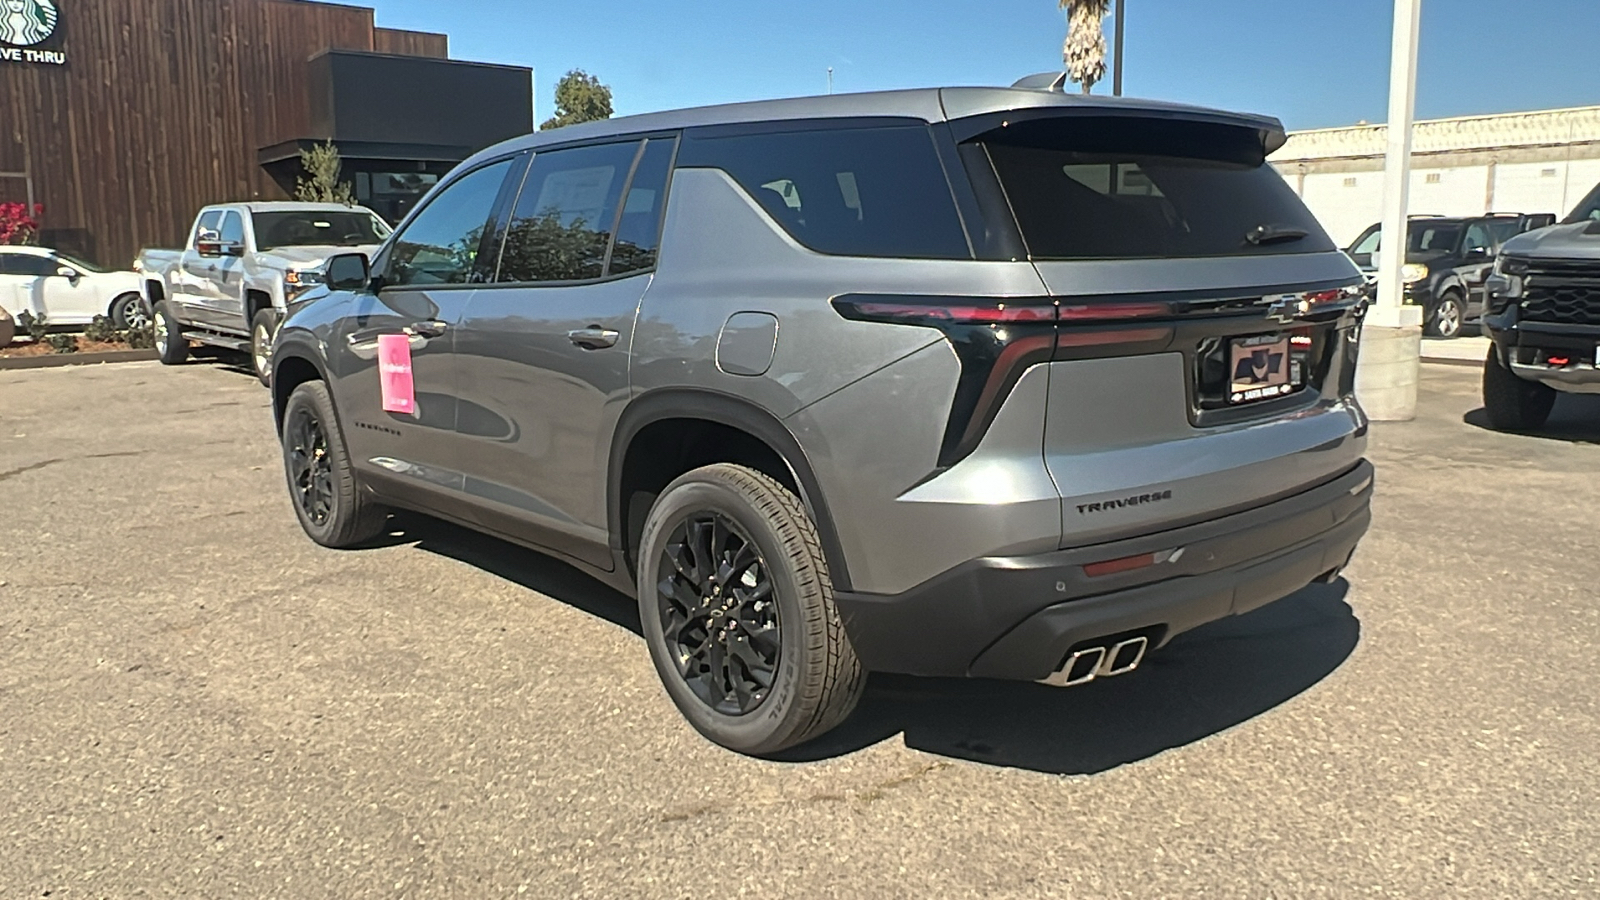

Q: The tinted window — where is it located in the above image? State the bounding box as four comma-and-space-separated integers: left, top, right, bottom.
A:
1350, 228, 1380, 256
386, 158, 515, 287
1408, 223, 1460, 253
1, 253, 55, 276
609, 137, 676, 277
976, 116, 1334, 260
1486, 219, 1524, 245
496, 141, 639, 283
253, 210, 389, 250
1463, 222, 1493, 252
1564, 183, 1600, 223
678, 124, 971, 259
219, 211, 245, 245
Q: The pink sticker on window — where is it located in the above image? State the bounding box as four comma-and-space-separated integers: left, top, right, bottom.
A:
377, 333, 415, 415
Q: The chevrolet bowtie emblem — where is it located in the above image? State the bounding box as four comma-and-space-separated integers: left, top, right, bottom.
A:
1263, 294, 1312, 324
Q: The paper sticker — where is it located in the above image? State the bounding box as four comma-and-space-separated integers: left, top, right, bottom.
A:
377, 333, 415, 415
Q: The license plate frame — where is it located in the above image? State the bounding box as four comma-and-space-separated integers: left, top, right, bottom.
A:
1227, 333, 1298, 405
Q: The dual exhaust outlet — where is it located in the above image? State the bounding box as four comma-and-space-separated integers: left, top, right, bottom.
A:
1039, 636, 1149, 687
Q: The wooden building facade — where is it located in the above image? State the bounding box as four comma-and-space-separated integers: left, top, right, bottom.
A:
1, 0, 532, 266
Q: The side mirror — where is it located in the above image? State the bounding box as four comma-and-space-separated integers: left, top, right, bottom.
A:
219, 242, 245, 258
325, 252, 371, 292
55, 265, 79, 281
1467, 246, 1491, 260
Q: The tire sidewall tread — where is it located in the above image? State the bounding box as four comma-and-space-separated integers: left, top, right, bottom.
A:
281, 380, 388, 549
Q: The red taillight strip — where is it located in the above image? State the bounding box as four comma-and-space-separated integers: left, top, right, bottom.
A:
1058, 302, 1172, 322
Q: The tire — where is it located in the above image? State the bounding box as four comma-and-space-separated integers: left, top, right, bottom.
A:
637, 463, 865, 756
152, 301, 188, 365
1483, 345, 1556, 431
1426, 291, 1465, 338
109, 293, 150, 330
0, 309, 13, 349
250, 308, 279, 387
280, 380, 389, 548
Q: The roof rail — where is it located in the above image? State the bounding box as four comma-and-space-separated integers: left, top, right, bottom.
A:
1011, 72, 1070, 92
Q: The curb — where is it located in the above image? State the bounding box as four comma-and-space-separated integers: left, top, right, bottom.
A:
0, 349, 159, 371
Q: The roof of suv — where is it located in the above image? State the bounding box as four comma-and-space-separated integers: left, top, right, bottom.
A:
465, 83, 1287, 166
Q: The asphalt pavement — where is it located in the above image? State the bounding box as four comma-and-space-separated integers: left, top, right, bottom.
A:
1, 358, 1597, 898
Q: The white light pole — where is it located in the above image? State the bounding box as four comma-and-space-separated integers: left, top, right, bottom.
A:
1357, 0, 1425, 420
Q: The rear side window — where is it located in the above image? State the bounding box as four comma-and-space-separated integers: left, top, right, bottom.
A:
678, 124, 971, 260
974, 116, 1334, 260
496, 140, 640, 283
609, 137, 676, 277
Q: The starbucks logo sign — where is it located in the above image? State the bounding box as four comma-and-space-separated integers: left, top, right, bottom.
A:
0, 0, 65, 64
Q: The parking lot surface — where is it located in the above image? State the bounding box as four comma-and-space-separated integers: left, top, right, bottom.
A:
2, 360, 1598, 898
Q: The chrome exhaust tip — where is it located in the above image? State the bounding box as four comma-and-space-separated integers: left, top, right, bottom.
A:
1039, 646, 1106, 687
1099, 636, 1148, 677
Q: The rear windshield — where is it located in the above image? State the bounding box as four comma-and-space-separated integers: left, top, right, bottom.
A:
972, 116, 1334, 260
676, 124, 973, 260
252, 210, 391, 251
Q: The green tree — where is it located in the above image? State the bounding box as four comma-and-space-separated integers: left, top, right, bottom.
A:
295, 139, 354, 204
1060, 0, 1109, 94
540, 69, 614, 131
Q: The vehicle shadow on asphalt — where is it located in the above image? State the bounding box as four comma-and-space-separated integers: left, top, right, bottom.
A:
388, 512, 643, 635
1462, 393, 1600, 444
780, 581, 1360, 775
383, 512, 1359, 776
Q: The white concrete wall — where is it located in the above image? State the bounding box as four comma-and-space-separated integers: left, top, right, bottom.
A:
1282, 154, 1600, 248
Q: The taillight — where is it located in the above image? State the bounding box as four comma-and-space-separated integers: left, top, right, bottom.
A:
830, 297, 1056, 326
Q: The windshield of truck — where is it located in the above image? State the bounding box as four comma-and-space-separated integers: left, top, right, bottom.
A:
970, 116, 1333, 260
252, 211, 391, 250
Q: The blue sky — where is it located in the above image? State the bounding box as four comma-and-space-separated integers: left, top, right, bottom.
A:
366, 0, 1600, 131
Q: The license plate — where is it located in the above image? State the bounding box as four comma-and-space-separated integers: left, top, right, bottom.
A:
1228, 334, 1297, 405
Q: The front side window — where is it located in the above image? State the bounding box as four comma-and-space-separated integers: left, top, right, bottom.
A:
1564, 183, 1600, 223
975, 116, 1335, 260
495, 141, 639, 283
384, 158, 516, 287
219, 211, 245, 246
677, 124, 972, 260
2, 253, 56, 277
1408, 224, 1460, 253
1350, 228, 1381, 256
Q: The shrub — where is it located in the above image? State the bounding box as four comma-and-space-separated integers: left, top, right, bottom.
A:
45, 333, 77, 353
15, 310, 49, 342
124, 322, 156, 350
83, 315, 125, 344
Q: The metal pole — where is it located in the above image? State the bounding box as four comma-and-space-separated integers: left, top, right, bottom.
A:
827, 67, 834, 95
1113, 0, 1126, 97
1358, 0, 1425, 421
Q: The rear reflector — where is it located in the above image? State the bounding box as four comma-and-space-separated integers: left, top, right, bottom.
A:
1083, 553, 1157, 578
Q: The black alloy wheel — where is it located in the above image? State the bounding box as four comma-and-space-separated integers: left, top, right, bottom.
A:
286, 404, 336, 528
656, 512, 781, 716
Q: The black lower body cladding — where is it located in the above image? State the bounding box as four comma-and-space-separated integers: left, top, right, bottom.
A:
834, 461, 1374, 681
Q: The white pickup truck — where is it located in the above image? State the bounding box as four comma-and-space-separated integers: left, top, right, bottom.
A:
137, 202, 390, 384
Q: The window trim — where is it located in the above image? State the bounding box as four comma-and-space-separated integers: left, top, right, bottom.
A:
373, 151, 529, 294
483, 133, 681, 290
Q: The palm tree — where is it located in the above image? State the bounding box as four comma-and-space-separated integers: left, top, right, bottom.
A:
1060, 0, 1110, 94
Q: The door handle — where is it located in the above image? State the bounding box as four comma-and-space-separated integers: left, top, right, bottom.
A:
568, 326, 620, 350
405, 320, 449, 338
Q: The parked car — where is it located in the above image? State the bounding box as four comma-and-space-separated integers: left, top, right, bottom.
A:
1480, 182, 1600, 429
0, 246, 147, 330
139, 202, 391, 384
269, 77, 1374, 755
1345, 212, 1553, 338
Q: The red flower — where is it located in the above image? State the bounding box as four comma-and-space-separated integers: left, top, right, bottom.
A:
0, 202, 42, 245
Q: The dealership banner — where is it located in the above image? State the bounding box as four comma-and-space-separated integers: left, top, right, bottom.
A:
0, 0, 66, 66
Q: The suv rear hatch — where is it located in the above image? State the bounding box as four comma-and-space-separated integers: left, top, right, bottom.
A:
962, 110, 1369, 546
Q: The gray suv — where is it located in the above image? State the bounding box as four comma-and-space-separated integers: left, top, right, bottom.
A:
270, 78, 1374, 755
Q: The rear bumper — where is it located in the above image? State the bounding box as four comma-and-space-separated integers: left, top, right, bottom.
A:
835, 460, 1374, 680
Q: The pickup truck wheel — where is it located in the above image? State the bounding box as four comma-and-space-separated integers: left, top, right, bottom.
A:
152, 302, 188, 365
637, 463, 865, 756
1483, 345, 1556, 431
109, 293, 150, 330
251, 309, 278, 386
1426, 291, 1464, 339
280, 380, 389, 548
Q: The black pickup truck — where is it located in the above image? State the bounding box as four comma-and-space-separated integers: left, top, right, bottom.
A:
1480, 184, 1600, 429
1346, 212, 1557, 338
